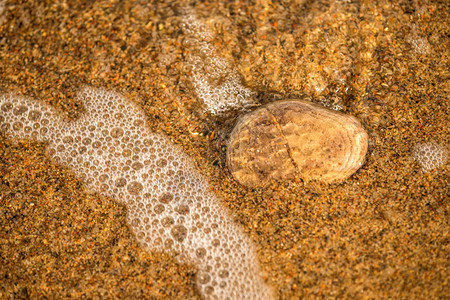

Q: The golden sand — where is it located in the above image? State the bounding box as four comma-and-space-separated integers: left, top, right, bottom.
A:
0, 0, 448, 298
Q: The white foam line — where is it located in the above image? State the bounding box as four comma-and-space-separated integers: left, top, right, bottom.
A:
181, 11, 257, 115
0, 87, 274, 299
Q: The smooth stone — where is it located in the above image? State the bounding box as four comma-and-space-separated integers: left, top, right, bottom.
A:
226, 99, 369, 187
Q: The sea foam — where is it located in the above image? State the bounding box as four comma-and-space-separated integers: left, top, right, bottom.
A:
0, 87, 274, 299
412, 142, 448, 172
181, 11, 257, 115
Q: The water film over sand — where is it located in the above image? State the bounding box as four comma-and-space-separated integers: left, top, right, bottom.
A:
0, 0, 448, 299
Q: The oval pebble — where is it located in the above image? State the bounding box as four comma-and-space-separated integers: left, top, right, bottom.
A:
226, 99, 369, 187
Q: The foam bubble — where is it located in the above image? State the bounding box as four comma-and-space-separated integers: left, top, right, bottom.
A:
412, 142, 447, 172
0, 87, 274, 300
181, 11, 257, 115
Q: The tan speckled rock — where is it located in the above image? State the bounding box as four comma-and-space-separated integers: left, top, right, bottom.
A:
226, 99, 368, 187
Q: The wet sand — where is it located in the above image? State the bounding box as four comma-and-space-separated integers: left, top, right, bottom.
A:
0, 0, 448, 299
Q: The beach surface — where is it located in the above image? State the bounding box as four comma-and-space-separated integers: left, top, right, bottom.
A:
0, 0, 448, 298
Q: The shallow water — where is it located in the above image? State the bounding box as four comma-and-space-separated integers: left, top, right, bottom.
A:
0, 0, 448, 298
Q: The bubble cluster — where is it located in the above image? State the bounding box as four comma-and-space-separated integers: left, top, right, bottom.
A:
408, 36, 431, 56
181, 12, 257, 115
412, 142, 448, 172
407, 26, 432, 57
0, 87, 273, 300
